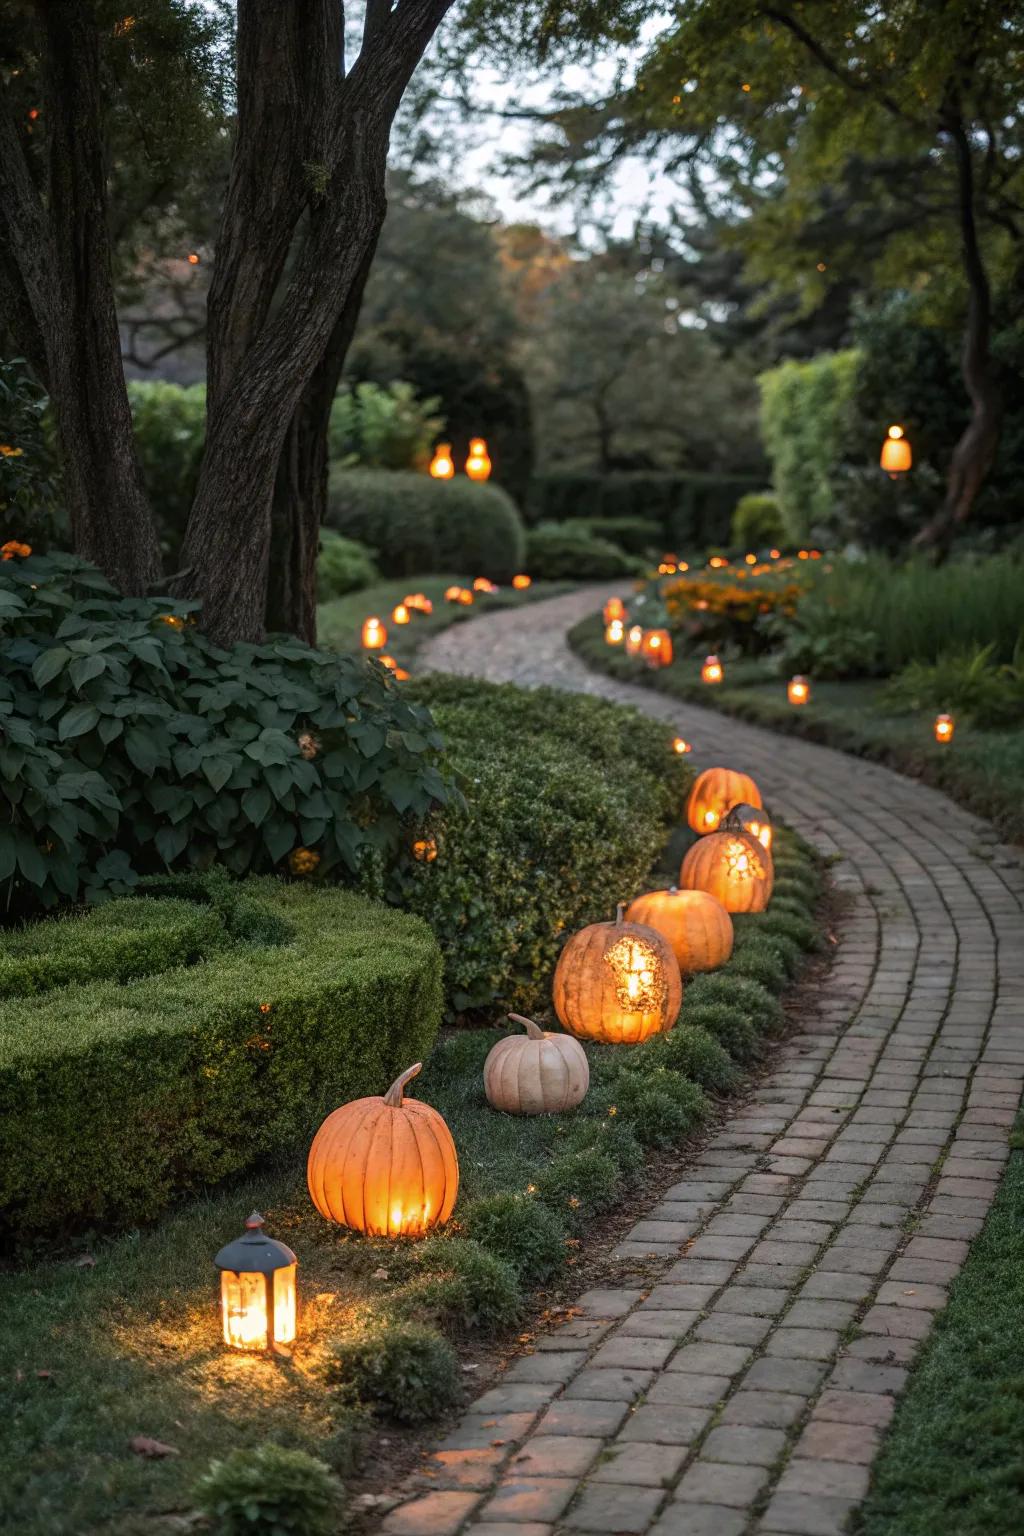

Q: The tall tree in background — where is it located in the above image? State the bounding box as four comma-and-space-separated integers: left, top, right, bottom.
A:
0, 0, 639, 642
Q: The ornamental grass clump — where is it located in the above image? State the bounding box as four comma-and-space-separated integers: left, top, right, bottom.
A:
535, 1148, 621, 1233
194, 1442, 344, 1536
389, 1238, 522, 1336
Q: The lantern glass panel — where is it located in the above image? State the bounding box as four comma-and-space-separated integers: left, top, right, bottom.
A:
221, 1270, 268, 1351
273, 1264, 297, 1344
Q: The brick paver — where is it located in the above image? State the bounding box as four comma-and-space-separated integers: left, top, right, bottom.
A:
379, 589, 1024, 1536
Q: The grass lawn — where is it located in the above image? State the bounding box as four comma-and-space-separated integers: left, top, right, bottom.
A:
855, 1118, 1024, 1536
569, 613, 1024, 846
318, 574, 575, 669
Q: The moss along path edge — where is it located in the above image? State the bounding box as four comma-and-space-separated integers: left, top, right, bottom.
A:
377, 586, 1024, 1536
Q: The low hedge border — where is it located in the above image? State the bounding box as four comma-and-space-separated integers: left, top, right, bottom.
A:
0, 877, 443, 1244
567, 609, 1024, 847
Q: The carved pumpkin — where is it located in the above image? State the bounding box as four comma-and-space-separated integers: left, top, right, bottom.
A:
686, 766, 763, 835
483, 1014, 589, 1115
625, 887, 733, 974
679, 830, 773, 914
553, 904, 682, 1044
307, 1064, 458, 1238
722, 801, 772, 853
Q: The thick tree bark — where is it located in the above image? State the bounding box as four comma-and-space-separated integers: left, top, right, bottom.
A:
0, 3, 161, 591
266, 240, 378, 642
179, 0, 454, 646
913, 112, 1002, 553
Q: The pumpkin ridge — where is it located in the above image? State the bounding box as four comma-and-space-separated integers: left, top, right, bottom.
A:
414, 1103, 457, 1225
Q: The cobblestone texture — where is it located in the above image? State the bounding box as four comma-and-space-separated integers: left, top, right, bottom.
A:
379, 589, 1024, 1536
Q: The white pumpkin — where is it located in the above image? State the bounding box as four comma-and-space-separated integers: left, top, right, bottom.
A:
483, 1014, 589, 1116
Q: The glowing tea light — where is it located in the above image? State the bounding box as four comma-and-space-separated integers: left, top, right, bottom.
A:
701, 654, 724, 685
626, 624, 644, 657
473, 577, 498, 593
429, 443, 455, 479
642, 629, 673, 668
787, 675, 811, 706
672, 737, 692, 755
934, 713, 955, 744
770, 548, 781, 559
444, 585, 463, 602
603, 596, 626, 625
512, 574, 531, 590
606, 618, 625, 645
361, 616, 386, 649
392, 603, 410, 625
880, 424, 912, 479
215, 1213, 297, 1356
745, 552, 757, 564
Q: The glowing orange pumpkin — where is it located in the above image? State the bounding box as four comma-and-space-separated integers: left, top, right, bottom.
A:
553, 904, 682, 1044
625, 887, 733, 973
686, 766, 763, 835
307, 1064, 458, 1237
679, 831, 773, 914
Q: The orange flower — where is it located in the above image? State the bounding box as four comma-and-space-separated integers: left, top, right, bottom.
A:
0, 445, 25, 458
288, 847, 320, 876
1, 539, 31, 560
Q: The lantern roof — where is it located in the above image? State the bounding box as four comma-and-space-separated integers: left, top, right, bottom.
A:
214, 1212, 297, 1274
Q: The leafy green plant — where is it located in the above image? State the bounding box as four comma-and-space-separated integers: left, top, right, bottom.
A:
0, 551, 450, 913
127, 379, 207, 561
572, 515, 664, 555
328, 1323, 463, 1425
882, 640, 1024, 728
328, 380, 444, 471
731, 491, 783, 549
759, 349, 860, 542
631, 1025, 738, 1092
462, 1192, 567, 1285
775, 596, 884, 680
535, 1148, 621, 1232
390, 1238, 522, 1335
327, 468, 525, 579
315, 529, 379, 601
525, 522, 643, 580
599, 1068, 708, 1148
194, 1442, 343, 1536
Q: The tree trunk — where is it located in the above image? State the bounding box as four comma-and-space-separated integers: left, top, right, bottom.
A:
0, 3, 161, 592
178, 0, 453, 645
913, 111, 1002, 554
266, 240, 378, 641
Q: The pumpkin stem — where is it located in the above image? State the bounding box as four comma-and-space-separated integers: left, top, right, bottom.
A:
383, 1062, 422, 1107
508, 1012, 545, 1040
615, 901, 626, 924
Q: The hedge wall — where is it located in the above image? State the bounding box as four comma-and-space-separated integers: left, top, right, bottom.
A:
527, 471, 761, 548
0, 878, 442, 1243
758, 349, 860, 543
326, 468, 526, 580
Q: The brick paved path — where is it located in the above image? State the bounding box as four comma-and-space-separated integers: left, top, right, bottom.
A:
382, 588, 1024, 1536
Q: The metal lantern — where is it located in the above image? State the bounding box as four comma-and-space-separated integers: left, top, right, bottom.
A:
465, 437, 492, 481
934, 712, 954, 744
880, 424, 912, 479
429, 443, 455, 479
701, 654, 724, 685
361, 616, 386, 649
787, 674, 811, 706
215, 1213, 297, 1355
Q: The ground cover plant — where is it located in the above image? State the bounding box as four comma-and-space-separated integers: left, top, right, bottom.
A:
0, 711, 825, 1535
573, 552, 1024, 845
855, 1115, 1024, 1536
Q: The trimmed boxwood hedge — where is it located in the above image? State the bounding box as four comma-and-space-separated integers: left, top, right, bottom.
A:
401, 678, 693, 1013
0, 878, 442, 1244
326, 468, 526, 580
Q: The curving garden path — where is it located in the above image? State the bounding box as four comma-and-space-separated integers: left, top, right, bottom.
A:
382, 588, 1024, 1536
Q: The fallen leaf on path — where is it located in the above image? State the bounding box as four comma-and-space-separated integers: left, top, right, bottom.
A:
129, 1436, 180, 1459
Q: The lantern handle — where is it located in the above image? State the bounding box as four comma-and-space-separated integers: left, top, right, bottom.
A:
383, 1062, 422, 1107
508, 1013, 545, 1040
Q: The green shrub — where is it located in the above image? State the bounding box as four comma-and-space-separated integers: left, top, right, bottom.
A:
462, 1193, 566, 1286
390, 1239, 522, 1335
328, 380, 444, 471
637, 1025, 738, 1092
727, 937, 789, 990
882, 642, 1024, 728
328, 1323, 463, 1425
731, 492, 783, 549
316, 529, 379, 601
527, 470, 761, 548
525, 522, 643, 580
326, 468, 525, 580
559, 1112, 645, 1175
603, 1068, 708, 1148
686, 973, 785, 1034
775, 594, 884, 680
0, 357, 62, 549
573, 515, 664, 555
0, 879, 443, 1241
401, 680, 691, 1012
194, 1443, 343, 1536
535, 1149, 621, 1232
742, 909, 821, 953
127, 379, 206, 561
0, 552, 450, 914
759, 349, 860, 541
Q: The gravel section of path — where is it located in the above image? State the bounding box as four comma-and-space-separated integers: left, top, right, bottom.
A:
381, 587, 1024, 1536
